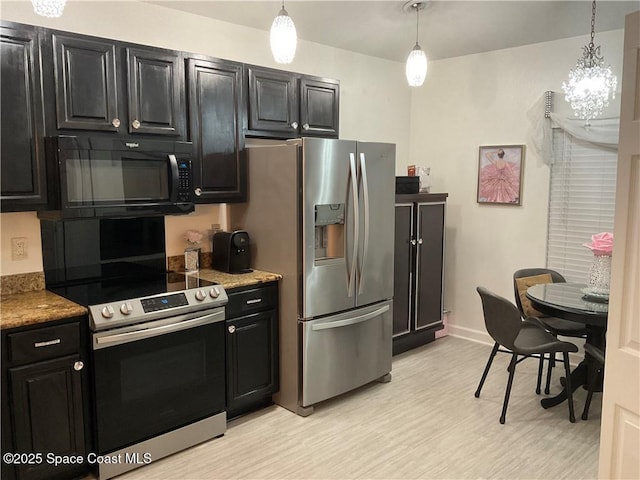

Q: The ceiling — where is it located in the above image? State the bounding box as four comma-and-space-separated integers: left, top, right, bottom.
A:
146, 1, 640, 62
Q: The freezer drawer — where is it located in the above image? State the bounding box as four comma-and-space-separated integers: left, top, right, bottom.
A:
301, 300, 392, 407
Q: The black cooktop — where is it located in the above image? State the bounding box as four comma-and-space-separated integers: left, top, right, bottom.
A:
49, 272, 217, 307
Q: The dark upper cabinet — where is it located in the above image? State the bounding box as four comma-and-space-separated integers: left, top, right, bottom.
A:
299, 76, 339, 137
50, 32, 185, 138
52, 34, 119, 132
246, 65, 339, 139
247, 65, 298, 137
0, 22, 47, 211
187, 57, 246, 203
126, 47, 184, 136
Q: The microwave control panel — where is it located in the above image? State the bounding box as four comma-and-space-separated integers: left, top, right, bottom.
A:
177, 160, 193, 202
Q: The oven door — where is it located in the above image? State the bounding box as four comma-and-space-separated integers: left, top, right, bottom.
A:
91, 309, 225, 454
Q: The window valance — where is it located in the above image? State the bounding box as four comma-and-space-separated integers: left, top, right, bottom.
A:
528, 91, 619, 165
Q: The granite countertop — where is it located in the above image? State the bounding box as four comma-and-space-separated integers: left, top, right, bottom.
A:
0, 290, 88, 330
0, 269, 282, 331
195, 268, 282, 289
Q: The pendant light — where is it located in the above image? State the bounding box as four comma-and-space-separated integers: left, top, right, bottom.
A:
31, 0, 66, 17
405, 2, 428, 87
561, 0, 617, 126
270, 1, 297, 64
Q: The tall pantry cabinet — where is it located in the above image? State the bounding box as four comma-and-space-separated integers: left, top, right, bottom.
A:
393, 193, 448, 355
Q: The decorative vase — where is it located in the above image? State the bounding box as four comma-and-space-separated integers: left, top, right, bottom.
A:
184, 245, 201, 272
587, 253, 612, 296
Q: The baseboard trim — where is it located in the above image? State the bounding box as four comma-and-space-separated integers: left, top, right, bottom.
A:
447, 324, 584, 366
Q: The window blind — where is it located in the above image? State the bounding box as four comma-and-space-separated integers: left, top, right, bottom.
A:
546, 129, 617, 283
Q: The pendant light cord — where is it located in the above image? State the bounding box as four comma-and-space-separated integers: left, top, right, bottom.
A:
589, 0, 596, 50
415, 5, 420, 46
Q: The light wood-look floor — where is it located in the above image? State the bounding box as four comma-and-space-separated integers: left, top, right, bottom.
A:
118, 336, 601, 480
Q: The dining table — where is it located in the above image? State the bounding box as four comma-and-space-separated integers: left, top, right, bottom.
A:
526, 282, 608, 409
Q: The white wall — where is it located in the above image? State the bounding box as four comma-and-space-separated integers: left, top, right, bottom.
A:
406, 30, 625, 341
0, 1, 410, 275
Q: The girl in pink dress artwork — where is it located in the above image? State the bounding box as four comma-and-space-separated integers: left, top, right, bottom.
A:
478, 147, 521, 204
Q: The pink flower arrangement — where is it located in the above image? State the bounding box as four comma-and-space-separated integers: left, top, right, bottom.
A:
184, 229, 203, 245
583, 232, 614, 256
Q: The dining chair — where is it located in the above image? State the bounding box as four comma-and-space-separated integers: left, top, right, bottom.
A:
475, 287, 578, 424
581, 343, 605, 420
513, 268, 588, 394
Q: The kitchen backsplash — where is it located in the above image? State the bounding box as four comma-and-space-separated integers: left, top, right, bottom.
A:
0, 272, 45, 295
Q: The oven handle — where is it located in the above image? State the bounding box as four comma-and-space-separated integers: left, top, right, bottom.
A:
93, 309, 224, 349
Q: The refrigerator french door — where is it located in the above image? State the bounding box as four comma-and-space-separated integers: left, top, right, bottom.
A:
231, 137, 395, 415
300, 138, 395, 408
301, 139, 395, 318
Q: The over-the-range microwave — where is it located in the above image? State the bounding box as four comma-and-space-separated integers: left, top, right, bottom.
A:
40, 136, 195, 219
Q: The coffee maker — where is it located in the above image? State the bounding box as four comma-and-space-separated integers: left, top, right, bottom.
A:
212, 230, 252, 273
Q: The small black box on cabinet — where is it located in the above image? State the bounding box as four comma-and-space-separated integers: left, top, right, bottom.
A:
395, 176, 420, 194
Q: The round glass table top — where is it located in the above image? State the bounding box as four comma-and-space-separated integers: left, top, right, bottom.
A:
526, 283, 608, 327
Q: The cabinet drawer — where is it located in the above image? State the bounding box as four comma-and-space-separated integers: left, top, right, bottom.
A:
8, 322, 79, 364
226, 284, 278, 318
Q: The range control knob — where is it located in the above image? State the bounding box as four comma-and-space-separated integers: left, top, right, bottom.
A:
195, 289, 207, 301
120, 303, 133, 315
209, 287, 220, 298
101, 305, 115, 319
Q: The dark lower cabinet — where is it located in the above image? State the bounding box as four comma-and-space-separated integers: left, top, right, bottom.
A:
187, 57, 246, 203
225, 283, 279, 419
1, 318, 90, 480
393, 193, 448, 355
0, 22, 47, 211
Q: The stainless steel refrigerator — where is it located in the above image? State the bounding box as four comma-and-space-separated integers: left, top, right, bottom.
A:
229, 137, 395, 416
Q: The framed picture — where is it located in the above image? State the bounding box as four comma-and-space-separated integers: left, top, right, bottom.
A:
477, 145, 524, 205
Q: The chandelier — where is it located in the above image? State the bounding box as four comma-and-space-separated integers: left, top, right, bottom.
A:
561, 0, 617, 126
31, 0, 66, 18
270, 1, 297, 64
405, 2, 428, 87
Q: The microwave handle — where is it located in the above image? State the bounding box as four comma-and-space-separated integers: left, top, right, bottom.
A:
168, 154, 179, 203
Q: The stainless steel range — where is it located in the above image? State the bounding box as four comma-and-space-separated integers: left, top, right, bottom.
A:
86, 274, 228, 479
41, 217, 228, 479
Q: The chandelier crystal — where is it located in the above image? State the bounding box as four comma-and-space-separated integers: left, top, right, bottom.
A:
561, 0, 617, 126
31, 0, 66, 18
405, 2, 428, 87
270, 1, 297, 64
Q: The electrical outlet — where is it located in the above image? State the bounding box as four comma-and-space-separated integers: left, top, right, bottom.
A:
11, 237, 28, 261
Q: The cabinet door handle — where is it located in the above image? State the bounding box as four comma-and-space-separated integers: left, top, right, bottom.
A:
418, 238, 423, 245
228, 325, 236, 334
112, 118, 121, 128
410, 239, 417, 246
291, 122, 298, 129
194, 188, 202, 197
303, 123, 310, 130
246, 298, 262, 305
132, 119, 141, 129
74, 361, 84, 371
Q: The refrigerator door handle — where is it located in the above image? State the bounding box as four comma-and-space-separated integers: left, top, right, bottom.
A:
311, 304, 390, 331
348, 152, 359, 298
358, 152, 370, 294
